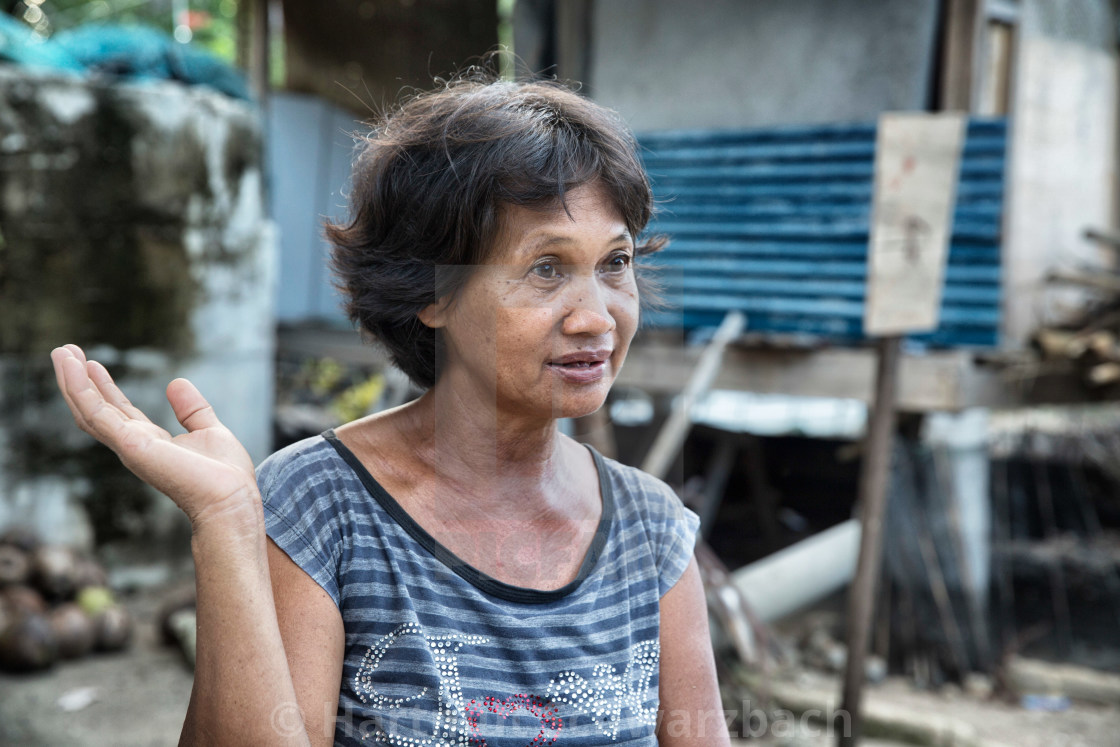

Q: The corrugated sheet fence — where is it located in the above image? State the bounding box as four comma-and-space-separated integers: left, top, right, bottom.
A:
638, 118, 1006, 347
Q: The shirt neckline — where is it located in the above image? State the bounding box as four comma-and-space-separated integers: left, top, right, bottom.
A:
321, 429, 615, 605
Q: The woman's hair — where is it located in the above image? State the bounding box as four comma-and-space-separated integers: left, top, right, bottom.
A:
326, 74, 664, 389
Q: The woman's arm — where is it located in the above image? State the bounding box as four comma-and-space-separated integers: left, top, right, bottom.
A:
658, 556, 731, 746
51, 345, 340, 745
177, 511, 317, 746
266, 537, 346, 745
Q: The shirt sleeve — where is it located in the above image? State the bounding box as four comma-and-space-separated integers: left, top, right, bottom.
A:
601, 451, 701, 598
256, 437, 345, 606
652, 484, 701, 597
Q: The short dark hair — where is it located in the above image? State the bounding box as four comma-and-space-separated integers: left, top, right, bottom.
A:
326, 75, 664, 389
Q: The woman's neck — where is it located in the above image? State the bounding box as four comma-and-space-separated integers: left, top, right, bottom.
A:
445, 385, 558, 461
337, 382, 603, 590
390, 385, 584, 518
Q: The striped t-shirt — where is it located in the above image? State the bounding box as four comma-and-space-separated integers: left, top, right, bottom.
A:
258, 431, 700, 746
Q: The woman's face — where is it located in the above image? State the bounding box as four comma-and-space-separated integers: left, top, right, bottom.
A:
422, 181, 640, 424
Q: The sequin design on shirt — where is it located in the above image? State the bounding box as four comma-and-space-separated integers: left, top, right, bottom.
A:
545, 640, 660, 741
354, 622, 490, 745
463, 694, 562, 746
354, 627, 660, 745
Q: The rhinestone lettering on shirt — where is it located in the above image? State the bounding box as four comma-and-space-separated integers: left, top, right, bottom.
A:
353, 624, 659, 745
545, 640, 660, 740
354, 622, 489, 745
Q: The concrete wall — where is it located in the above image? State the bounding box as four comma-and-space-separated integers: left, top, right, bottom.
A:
0, 68, 276, 551
1002, 0, 1119, 345
587, 0, 940, 132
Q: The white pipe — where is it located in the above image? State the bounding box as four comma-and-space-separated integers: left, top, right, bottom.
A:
731, 519, 862, 623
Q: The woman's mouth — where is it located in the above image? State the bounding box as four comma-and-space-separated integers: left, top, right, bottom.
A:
546, 351, 611, 383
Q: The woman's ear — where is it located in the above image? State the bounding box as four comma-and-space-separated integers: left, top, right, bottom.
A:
418, 297, 450, 328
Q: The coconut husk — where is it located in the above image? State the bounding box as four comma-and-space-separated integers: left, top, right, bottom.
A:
0, 612, 57, 672
0, 545, 30, 587
49, 603, 96, 660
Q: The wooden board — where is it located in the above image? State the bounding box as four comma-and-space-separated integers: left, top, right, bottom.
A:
864, 113, 966, 336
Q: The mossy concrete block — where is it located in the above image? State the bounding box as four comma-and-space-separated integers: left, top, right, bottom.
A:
0, 67, 268, 356
0, 67, 262, 229
0, 68, 275, 552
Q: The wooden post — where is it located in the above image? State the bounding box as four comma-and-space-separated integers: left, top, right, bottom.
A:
844, 111, 964, 743
938, 0, 981, 111
837, 334, 901, 746
640, 311, 745, 481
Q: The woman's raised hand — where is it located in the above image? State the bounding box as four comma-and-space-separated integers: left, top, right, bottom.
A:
51, 344, 260, 533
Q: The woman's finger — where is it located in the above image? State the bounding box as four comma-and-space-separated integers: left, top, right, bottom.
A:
63, 344, 87, 364
51, 347, 92, 432
166, 378, 222, 433
58, 354, 132, 443
52, 345, 94, 420
87, 360, 154, 425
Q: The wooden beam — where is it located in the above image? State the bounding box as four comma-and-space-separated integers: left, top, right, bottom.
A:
619, 335, 994, 411
939, 0, 982, 111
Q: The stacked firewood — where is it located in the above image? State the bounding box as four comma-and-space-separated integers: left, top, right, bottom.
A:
0, 527, 131, 673
1030, 229, 1120, 396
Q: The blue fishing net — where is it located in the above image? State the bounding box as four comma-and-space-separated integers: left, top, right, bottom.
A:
0, 16, 249, 100
52, 24, 250, 100
0, 13, 84, 72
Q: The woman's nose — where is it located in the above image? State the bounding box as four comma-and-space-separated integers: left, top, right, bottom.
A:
561, 283, 615, 336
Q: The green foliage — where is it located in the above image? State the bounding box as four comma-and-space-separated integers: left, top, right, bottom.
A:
331, 374, 386, 423
304, 357, 345, 398
284, 357, 388, 425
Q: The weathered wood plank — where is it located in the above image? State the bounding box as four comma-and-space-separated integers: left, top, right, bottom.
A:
618, 338, 993, 412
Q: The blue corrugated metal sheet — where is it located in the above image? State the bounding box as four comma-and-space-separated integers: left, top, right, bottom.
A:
638, 119, 1006, 347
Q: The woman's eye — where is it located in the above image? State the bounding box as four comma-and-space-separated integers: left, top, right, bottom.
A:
605, 253, 632, 273
531, 262, 559, 280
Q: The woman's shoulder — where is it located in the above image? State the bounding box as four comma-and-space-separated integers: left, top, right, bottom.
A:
256, 432, 365, 559
589, 447, 690, 521
255, 432, 343, 493
589, 447, 700, 594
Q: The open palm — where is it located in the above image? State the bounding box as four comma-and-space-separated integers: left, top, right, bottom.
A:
51, 344, 259, 531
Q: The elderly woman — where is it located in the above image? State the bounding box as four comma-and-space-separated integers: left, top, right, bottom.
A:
51, 77, 727, 746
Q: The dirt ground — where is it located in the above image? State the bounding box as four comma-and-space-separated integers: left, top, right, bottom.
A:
729, 669, 1120, 747
1, 584, 1118, 747
0, 584, 193, 747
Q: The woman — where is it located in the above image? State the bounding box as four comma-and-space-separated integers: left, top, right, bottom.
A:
51, 77, 727, 746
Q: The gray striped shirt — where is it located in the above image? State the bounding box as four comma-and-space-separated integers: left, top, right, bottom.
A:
259, 431, 699, 746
